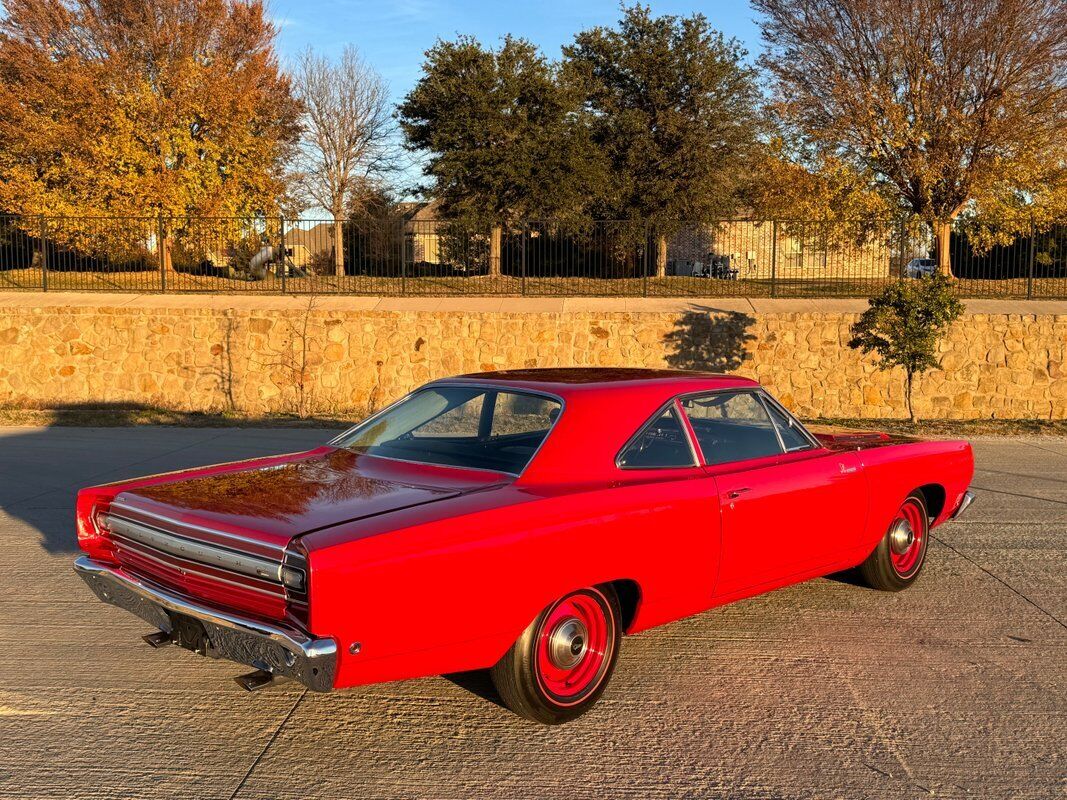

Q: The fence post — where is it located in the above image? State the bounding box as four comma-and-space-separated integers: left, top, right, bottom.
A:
38, 215, 48, 292
1024, 215, 1036, 300
521, 223, 527, 296
400, 218, 407, 296
157, 214, 167, 293
279, 215, 287, 294
898, 216, 908, 279
770, 220, 779, 298
643, 224, 649, 297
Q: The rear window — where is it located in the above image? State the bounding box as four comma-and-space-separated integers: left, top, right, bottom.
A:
335, 386, 561, 475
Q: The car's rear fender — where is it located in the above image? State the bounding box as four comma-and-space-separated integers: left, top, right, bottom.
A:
854, 439, 973, 553
302, 477, 721, 689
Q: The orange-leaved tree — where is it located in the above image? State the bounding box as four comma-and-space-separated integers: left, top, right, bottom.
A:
755, 0, 1067, 277
0, 0, 301, 267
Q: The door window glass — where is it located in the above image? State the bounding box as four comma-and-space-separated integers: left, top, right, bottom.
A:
763, 398, 814, 452
680, 392, 783, 465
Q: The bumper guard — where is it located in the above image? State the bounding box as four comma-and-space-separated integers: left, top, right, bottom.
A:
949, 490, 976, 521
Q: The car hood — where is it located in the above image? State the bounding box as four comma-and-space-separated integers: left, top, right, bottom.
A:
111, 447, 509, 548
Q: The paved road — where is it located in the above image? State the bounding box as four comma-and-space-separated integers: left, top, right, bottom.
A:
0, 428, 1063, 799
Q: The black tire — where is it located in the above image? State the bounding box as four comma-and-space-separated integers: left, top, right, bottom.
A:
490, 585, 622, 724
860, 491, 930, 591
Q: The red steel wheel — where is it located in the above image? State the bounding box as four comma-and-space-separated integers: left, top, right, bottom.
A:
860, 491, 930, 591
889, 497, 927, 579
491, 586, 622, 724
534, 590, 613, 706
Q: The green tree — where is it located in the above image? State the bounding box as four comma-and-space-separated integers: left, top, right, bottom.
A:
848, 274, 965, 421
564, 4, 761, 276
755, 0, 1067, 277
398, 35, 604, 276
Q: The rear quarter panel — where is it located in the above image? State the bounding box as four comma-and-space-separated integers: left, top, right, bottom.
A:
854, 439, 974, 555
303, 474, 721, 688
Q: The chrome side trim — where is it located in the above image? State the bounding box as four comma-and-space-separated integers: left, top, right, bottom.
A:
73, 556, 336, 691
107, 514, 283, 584
108, 501, 286, 553
950, 490, 976, 520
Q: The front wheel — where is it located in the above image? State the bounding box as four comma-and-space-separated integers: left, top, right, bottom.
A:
860, 492, 930, 591
490, 586, 621, 724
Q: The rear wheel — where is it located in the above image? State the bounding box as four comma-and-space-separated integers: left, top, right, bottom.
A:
490, 586, 621, 724
860, 492, 929, 591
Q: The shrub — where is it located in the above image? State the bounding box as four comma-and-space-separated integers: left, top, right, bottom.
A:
848, 274, 965, 420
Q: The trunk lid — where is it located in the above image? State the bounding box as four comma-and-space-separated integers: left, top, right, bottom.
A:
104, 447, 508, 619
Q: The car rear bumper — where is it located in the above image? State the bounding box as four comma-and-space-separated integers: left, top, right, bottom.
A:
950, 490, 976, 520
73, 556, 336, 692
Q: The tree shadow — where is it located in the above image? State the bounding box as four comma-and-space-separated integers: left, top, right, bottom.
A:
0, 404, 334, 554
663, 308, 756, 372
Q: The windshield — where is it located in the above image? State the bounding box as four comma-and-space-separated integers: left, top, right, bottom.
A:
334, 386, 562, 475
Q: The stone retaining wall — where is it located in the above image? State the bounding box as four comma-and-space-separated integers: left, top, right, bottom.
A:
0, 303, 1063, 419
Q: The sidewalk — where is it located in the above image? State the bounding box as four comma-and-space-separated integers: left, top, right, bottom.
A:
1, 291, 1066, 315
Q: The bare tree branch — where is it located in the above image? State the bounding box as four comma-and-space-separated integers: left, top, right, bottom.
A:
290, 45, 400, 276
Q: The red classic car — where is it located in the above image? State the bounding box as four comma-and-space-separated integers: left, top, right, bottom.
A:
74, 369, 975, 723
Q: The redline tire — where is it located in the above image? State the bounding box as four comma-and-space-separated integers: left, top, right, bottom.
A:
490, 585, 622, 724
860, 491, 930, 591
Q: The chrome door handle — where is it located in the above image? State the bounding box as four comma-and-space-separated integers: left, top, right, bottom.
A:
727, 488, 751, 499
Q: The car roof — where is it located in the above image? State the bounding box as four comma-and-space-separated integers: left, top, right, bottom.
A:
435, 368, 758, 398
418, 369, 764, 485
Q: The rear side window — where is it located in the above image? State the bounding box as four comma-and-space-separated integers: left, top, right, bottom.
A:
618, 406, 696, 469
680, 392, 783, 465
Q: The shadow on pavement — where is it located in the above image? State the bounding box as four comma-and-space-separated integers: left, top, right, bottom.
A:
441, 670, 508, 710
0, 403, 335, 554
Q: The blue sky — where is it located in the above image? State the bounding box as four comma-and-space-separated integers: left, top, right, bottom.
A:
269, 0, 763, 108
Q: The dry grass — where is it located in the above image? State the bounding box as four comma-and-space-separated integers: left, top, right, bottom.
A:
0, 405, 1062, 437
809, 416, 1067, 438
1, 267, 1063, 299
0, 405, 353, 429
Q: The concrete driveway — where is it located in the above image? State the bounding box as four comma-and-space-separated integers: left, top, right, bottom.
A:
0, 427, 1063, 799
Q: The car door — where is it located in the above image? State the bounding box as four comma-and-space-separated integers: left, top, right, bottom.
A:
678, 391, 866, 598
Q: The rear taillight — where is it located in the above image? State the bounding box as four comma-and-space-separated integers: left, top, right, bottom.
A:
75, 488, 116, 560
283, 542, 310, 625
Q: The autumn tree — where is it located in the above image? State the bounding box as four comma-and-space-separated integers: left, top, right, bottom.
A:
291, 46, 398, 277
755, 0, 1067, 277
398, 35, 604, 276
564, 5, 761, 276
0, 0, 300, 266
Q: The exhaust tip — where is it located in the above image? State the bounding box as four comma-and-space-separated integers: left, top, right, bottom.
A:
234, 668, 275, 692
141, 631, 172, 648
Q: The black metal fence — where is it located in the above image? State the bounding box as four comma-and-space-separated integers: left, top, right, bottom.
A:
0, 214, 1064, 298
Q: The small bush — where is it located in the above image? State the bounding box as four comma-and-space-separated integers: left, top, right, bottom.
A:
848, 273, 965, 420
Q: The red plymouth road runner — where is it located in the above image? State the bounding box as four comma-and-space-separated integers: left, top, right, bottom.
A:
74, 369, 975, 723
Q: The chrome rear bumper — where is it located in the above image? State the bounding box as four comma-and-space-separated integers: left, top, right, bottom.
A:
950, 490, 976, 520
73, 556, 336, 692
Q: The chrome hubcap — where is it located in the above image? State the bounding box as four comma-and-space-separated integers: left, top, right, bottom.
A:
889, 519, 915, 555
547, 617, 588, 669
